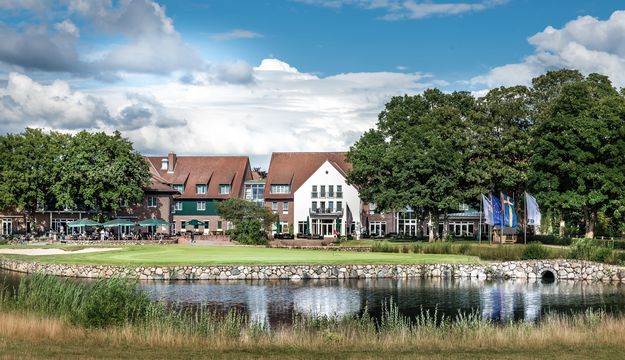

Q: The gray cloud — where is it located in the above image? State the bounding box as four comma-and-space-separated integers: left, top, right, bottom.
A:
294, 0, 507, 20
0, 72, 186, 133
209, 29, 263, 41
0, 0, 202, 78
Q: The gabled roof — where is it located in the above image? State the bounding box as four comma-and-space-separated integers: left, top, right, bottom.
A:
145, 155, 251, 199
264, 152, 351, 199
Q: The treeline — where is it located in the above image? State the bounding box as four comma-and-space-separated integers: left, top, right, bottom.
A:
0, 129, 151, 223
347, 69, 625, 240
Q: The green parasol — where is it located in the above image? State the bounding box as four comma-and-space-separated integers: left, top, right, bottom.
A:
186, 219, 203, 226
137, 218, 169, 226
305, 216, 310, 236
102, 218, 135, 240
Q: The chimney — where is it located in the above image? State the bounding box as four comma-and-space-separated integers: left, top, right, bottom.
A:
167, 152, 176, 173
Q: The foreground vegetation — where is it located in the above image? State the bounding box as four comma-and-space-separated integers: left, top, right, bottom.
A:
0, 245, 479, 266
1, 274, 625, 359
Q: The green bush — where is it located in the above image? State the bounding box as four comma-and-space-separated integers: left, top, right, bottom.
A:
521, 242, 549, 260
0, 238, 8, 245
230, 219, 267, 245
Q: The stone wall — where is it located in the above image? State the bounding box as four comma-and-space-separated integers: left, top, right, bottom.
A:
1, 259, 625, 282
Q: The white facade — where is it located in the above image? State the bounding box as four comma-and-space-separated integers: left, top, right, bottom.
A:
293, 160, 361, 237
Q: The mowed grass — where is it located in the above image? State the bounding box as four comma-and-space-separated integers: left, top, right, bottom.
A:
0, 245, 479, 266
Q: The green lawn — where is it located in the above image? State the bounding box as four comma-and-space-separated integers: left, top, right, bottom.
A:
0, 245, 479, 266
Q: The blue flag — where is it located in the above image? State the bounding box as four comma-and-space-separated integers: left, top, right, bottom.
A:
492, 196, 503, 227
502, 193, 518, 227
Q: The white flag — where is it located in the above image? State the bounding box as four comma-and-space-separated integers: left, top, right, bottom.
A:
525, 192, 541, 226
482, 194, 494, 225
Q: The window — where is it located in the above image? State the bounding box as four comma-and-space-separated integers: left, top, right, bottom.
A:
161, 159, 168, 170
227, 222, 234, 230
328, 201, 334, 212
311, 201, 317, 212
369, 221, 387, 237
311, 185, 318, 198
328, 185, 334, 197
197, 201, 206, 211
283, 201, 289, 214
272, 201, 278, 213
173, 184, 184, 193
147, 196, 157, 208
298, 221, 307, 235
174, 201, 182, 211
204, 221, 209, 229
281, 222, 289, 233
219, 184, 231, 194
245, 183, 265, 206
337, 185, 343, 198
320, 185, 326, 198
369, 203, 377, 214
170, 223, 176, 234
270, 184, 290, 194
196, 184, 207, 194
336, 201, 342, 212
217, 221, 223, 230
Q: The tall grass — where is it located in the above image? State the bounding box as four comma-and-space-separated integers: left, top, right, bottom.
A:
370, 241, 570, 261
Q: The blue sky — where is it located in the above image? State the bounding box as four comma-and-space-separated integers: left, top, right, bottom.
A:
1, 0, 625, 167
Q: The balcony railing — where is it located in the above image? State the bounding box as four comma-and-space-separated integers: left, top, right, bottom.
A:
310, 208, 343, 216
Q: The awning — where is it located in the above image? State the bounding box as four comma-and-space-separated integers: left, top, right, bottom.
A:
186, 219, 203, 226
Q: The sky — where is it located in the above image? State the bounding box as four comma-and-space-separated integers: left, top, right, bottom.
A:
1, 0, 625, 168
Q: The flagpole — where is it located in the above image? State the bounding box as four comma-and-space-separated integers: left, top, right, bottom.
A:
489, 193, 493, 245
478, 193, 482, 244
500, 192, 504, 244
524, 192, 527, 244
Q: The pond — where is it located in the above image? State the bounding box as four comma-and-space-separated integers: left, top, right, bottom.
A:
2, 269, 625, 327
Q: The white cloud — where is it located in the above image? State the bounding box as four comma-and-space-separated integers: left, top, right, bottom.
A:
471, 10, 625, 88
54, 20, 79, 37
209, 29, 263, 41
294, 0, 507, 20
87, 58, 440, 156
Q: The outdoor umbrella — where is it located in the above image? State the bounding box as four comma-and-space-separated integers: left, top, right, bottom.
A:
305, 216, 310, 236
137, 218, 169, 235
102, 218, 135, 240
66, 218, 101, 236
186, 219, 203, 226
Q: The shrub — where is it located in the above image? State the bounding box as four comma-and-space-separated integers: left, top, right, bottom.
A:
230, 219, 267, 245
0, 238, 8, 245
528, 234, 572, 246
569, 238, 596, 260
521, 242, 549, 260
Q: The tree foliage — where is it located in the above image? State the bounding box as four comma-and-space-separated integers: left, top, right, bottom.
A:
348, 69, 625, 239
217, 198, 277, 244
0, 129, 151, 223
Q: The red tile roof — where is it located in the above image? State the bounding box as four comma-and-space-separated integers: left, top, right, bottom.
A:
264, 152, 351, 199
145, 155, 251, 199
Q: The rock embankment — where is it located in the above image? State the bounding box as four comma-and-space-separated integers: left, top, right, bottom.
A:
1, 259, 624, 282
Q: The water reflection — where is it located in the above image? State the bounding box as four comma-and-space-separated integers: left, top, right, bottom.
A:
1, 269, 623, 327
139, 277, 625, 326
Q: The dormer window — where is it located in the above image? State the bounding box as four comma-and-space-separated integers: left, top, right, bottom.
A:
161, 159, 168, 170
270, 184, 290, 194
196, 184, 207, 194
173, 184, 184, 193
219, 184, 231, 194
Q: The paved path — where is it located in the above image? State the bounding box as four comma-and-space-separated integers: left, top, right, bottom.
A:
0, 248, 121, 256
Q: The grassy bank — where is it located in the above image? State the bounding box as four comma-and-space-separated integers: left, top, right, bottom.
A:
1, 275, 625, 359
0, 245, 479, 266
